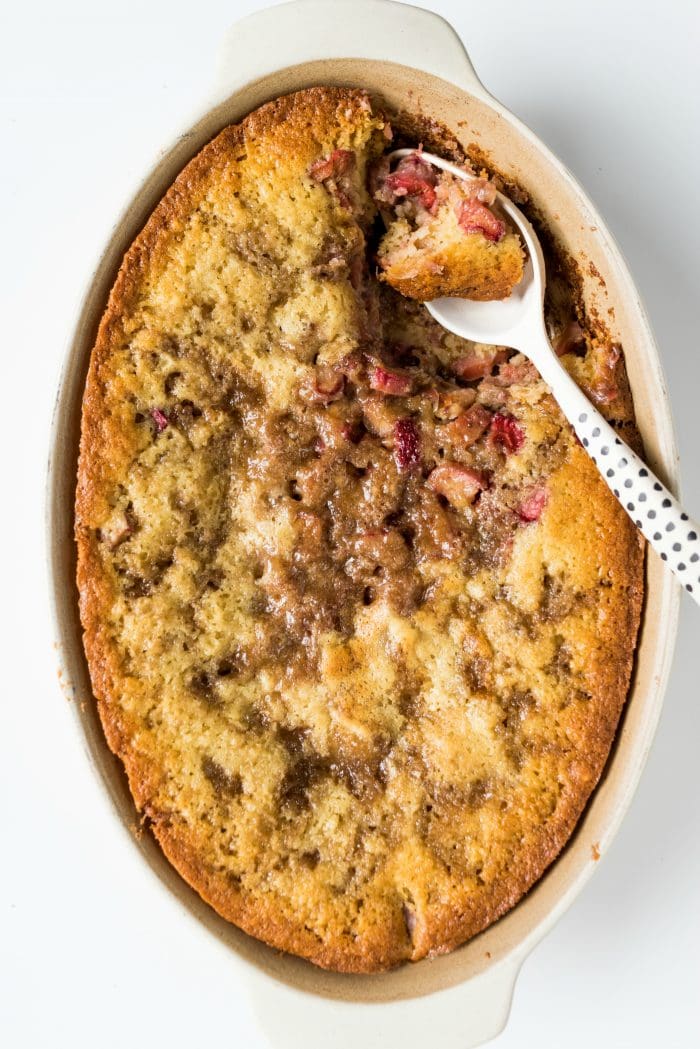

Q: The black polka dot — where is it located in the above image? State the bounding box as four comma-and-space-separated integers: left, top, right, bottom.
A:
578, 413, 588, 423
661, 552, 667, 561
681, 513, 688, 521
689, 531, 697, 541
665, 522, 675, 532
582, 437, 589, 447
606, 469, 614, 478
687, 584, 694, 593
678, 563, 686, 571
601, 446, 609, 455
672, 542, 681, 552
691, 553, 699, 564
639, 468, 648, 477
592, 427, 600, 437
653, 482, 662, 491
627, 502, 635, 511
618, 458, 628, 468
662, 498, 671, 508
639, 492, 647, 502
635, 520, 642, 527
653, 532, 662, 541
615, 438, 622, 445
624, 479, 633, 488
647, 510, 656, 519
613, 489, 620, 497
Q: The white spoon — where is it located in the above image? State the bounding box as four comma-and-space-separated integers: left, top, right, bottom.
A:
389, 148, 700, 606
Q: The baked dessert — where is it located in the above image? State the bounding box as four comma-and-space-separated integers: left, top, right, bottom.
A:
76, 87, 643, 973
374, 151, 524, 300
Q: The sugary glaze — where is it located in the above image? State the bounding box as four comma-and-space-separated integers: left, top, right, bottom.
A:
76, 87, 643, 972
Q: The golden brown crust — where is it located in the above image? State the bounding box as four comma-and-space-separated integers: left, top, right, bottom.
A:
379, 233, 524, 302
76, 87, 644, 973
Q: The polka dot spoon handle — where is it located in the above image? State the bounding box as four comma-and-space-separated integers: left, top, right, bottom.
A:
538, 352, 700, 605
415, 150, 698, 603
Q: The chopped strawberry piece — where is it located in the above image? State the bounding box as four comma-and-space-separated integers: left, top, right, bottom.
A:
369, 364, 414, 396
448, 404, 492, 446
150, 408, 169, 432
308, 148, 355, 182
517, 487, 548, 523
394, 417, 421, 471
490, 413, 525, 453
458, 198, 506, 242
383, 153, 438, 211
426, 462, 487, 509
452, 349, 508, 381
384, 171, 437, 210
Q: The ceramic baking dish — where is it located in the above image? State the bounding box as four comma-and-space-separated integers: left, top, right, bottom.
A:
46, 2, 680, 1045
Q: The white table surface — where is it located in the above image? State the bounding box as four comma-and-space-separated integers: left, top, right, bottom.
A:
1, 0, 698, 1045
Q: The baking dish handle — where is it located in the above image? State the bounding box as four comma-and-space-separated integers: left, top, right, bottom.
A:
211, 0, 487, 102
246, 956, 522, 1049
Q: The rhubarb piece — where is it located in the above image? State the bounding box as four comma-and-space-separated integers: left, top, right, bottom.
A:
458, 198, 506, 242
426, 462, 486, 509
374, 152, 524, 301
452, 348, 508, 381
447, 404, 493, 446
302, 366, 345, 404
368, 363, 414, 396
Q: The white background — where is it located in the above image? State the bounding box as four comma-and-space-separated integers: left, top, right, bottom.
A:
1, 0, 698, 1046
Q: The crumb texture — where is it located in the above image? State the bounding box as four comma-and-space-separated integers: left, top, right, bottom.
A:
76, 87, 643, 973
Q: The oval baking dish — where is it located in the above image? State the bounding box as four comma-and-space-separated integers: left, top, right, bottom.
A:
46, 2, 680, 1046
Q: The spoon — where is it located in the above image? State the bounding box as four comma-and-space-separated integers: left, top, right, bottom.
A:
388, 148, 700, 606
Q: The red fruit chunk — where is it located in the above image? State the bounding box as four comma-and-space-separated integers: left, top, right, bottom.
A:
384, 172, 436, 211
394, 417, 421, 471
490, 413, 525, 453
308, 148, 355, 182
426, 462, 486, 509
517, 487, 548, 523
369, 364, 414, 396
448, 404, 492, 446
383, 153, 438, 211
150, 408, 169, 432
452, 349, 508, 381
458, 198, 506, 242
